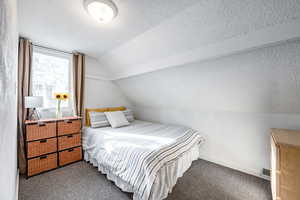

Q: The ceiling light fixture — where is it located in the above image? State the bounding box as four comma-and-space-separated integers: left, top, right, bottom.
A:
84, 0, 118, 24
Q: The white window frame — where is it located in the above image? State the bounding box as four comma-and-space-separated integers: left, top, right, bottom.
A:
31, 46, 73, 113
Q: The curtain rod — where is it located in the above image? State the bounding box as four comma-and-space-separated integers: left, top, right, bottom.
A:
32, 43, 74, 55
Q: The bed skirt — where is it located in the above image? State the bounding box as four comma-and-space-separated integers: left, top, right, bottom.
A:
84, 144, 200, 200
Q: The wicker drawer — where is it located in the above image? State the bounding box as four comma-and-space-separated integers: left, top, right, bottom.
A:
59, 146, 82, 166
27, 138, 57, 158
27, 153, 57, 176
58, 133, 81, 151
58, 120, 81, 136
26, 122, 56, 141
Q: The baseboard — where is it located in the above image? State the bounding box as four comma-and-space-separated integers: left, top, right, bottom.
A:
199, 155, 270, 181
15, 169, 19, 200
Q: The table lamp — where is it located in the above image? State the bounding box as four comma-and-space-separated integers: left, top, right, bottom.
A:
25, 96, 43, 120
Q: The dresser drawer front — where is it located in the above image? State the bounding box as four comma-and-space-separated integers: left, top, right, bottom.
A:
280, 187, 299, 200
27, 153, 57, 176
27, 138, 57, 158
58, 134, 81, 151
59, 146, 82, 166
26, 122, 56, 141
280, 146, 300, 172
58, 120, 81, 136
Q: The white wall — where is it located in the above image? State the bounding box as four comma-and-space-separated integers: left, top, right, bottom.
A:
0, 0, 18, 200
84, 56, 131, 109
116, 40, 300, 178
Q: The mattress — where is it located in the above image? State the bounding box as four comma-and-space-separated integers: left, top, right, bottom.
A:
83, 120, 204, 200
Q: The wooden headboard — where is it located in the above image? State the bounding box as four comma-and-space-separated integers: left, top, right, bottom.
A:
85, 106, 126, 126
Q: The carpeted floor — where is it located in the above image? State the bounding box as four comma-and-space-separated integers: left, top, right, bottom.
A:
19, 159, 272, 200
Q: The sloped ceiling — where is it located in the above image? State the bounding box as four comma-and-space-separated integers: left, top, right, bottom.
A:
18, 0, 300, 80
116, 41, 300, 114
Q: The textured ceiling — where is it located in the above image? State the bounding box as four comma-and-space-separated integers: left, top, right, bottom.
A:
18, 0, 199, 56
18, 0, 300, 80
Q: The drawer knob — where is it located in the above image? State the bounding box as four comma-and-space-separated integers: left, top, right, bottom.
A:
66, 120, 73, 124
40, 139, 47, 143
68, 148, 74, 152
38, 123, 46, 127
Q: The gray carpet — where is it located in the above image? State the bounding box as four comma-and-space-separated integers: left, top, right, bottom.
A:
19, 160, 272, 200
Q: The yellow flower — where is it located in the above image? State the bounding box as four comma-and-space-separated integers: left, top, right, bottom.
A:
54, 93, 63, 100
54, 93, 69, 100
62, 93, 69, 100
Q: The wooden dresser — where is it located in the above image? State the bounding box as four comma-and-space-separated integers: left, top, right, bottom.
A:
25, 116, 82, 177
271, 129, 300, 200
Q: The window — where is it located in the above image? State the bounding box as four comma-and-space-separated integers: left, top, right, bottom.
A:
31, 47, 73, 113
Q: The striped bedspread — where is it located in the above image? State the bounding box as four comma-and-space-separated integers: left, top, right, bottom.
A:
83, 120, 204, 200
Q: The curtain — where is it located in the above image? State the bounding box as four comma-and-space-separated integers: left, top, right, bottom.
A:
73, 53, 85, 117
17, 38, 32, 174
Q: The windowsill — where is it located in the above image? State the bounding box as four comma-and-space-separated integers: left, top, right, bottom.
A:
37, 107, 74, 119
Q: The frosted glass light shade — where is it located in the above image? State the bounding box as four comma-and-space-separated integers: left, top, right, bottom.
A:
84, 0, 118, 24
24, 96, 43, 108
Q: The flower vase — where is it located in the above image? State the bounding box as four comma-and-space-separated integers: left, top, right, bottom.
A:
56, 100, 62, 118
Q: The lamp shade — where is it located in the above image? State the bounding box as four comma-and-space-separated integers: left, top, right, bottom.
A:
24, 96, 43, 108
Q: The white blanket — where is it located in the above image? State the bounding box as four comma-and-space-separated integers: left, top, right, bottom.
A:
83, 120, 204, 200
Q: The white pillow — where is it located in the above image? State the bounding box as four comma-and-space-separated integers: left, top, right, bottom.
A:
104, 111, 130, 128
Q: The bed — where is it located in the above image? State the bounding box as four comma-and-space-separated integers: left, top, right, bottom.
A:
83, 107, 205, 200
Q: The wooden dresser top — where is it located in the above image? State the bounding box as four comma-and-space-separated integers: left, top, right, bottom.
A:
25, 116, 82, 125
271, 128, 300, 147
